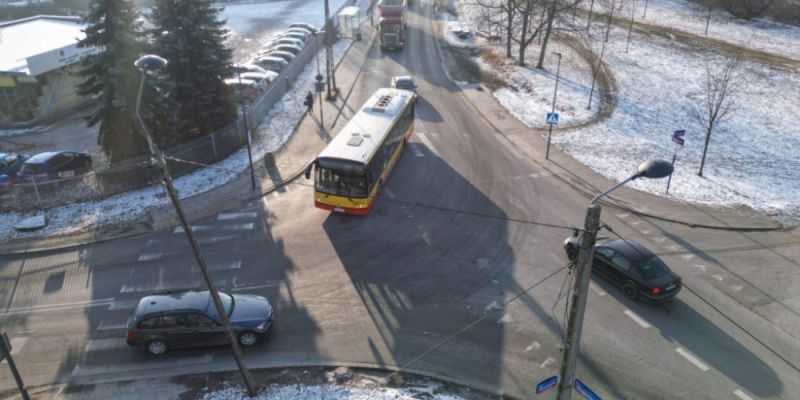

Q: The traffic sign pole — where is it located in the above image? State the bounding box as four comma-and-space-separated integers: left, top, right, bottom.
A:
666, 130, 685, 194
1, 333, 30, 400
666, 144, 678, 194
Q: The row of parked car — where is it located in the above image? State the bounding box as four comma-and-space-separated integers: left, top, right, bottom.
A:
0, 151, 92, 187
223, 22, 319, 104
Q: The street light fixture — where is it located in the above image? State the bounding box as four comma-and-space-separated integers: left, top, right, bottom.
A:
546, 52, 562, 160
555, 159, 673, 400
133, 55, 258, 397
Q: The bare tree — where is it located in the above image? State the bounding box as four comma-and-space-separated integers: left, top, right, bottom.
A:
690, 55, 743, 177
535, 0, 583, 69
719, 0, 776, 19
471, 0, 520, 58
513, 0, 548, 65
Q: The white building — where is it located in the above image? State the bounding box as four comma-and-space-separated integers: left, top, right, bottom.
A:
0, 15, 100, 126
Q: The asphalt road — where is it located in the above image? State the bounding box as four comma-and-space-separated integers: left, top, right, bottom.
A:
2, 1, 800, 399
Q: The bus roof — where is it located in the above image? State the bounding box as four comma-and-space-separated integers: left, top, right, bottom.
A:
317, 87, 415, 166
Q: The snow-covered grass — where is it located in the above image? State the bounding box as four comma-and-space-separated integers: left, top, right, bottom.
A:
0, 38, 351, 241
201, 383, 467, 400
0, 125, 49, 138
459, 1, 800, 223
586, 0, 800, 61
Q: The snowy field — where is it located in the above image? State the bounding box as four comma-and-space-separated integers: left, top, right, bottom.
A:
585, 0, 800, 61
201, 383, 467, 400
459, 0, 800, 223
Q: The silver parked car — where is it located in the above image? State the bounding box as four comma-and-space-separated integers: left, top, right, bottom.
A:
252, 56, 289, 73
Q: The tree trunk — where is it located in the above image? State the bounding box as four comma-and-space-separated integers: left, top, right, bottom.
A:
506, 3, 514, 58
536, 0, 558, 69
698, 125, 713, 176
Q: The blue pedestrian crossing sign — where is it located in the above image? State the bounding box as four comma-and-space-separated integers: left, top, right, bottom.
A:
546, 112, 559, 125
535, 376, 558, 394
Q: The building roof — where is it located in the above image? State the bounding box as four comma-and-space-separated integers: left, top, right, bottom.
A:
0, 15, 90, 76
317, 88, 414, 165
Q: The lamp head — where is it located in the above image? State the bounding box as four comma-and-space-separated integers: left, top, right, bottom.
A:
135, 55, 168, 72
635, 159, 673, 179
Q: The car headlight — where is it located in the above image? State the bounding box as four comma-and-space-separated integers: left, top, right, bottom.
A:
257, 322, 267, 330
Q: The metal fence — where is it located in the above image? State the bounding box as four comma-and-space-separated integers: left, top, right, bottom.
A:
0, 30, 337, 212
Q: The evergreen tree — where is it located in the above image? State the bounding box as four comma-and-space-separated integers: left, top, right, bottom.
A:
147, 0, 236, 143
77, 0, 147, 163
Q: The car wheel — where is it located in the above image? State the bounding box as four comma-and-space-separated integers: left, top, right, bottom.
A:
238, 331, 258, 347
565, 246, 578, 262
146, 340, 168, 355
622, 281, 638, 300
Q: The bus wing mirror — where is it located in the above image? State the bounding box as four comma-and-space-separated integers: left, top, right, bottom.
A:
304, 162, 314, 179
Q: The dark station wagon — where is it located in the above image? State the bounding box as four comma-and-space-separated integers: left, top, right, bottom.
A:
564, 235, 682, 302
126, 289, 274, 355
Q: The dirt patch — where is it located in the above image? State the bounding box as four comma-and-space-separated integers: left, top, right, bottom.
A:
174, 366, 501, 400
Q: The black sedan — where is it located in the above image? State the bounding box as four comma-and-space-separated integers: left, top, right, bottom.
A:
0, 152, 30, 187
126, 289, 274, 355
564, 235, 682, 302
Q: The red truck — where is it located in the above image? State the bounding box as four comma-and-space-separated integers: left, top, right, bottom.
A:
378, 0, 407, 50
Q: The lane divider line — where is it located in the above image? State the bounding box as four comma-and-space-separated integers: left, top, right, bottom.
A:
624, 309, 651, 328
675, 347, 709, 372
217, 212, 257, 220
733, 389, 754, 400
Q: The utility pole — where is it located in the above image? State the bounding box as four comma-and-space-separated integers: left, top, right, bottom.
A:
324, 0, 338, 100
587, 39, 607, 110
555, 205, 601, 400
134, 55, 257, 397
236, 70, 257, 190
1, 332, 30, 400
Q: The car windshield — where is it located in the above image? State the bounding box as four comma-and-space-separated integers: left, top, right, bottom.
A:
396, 79, 413, 89
0, 155, 16, 170
316, 167, 368, 198
205, 292, 234, 322
635, 256, 670, 280
20, 163, 45, 175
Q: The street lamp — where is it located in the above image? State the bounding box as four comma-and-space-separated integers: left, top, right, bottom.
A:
555, 159, 673, 400
133, 55, 258, 397
546, 52, 562, 160
235, 69, 257, 191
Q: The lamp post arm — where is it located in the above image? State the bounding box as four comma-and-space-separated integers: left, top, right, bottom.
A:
591, 174, 638, 205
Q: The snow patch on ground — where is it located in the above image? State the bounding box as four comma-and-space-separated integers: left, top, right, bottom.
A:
0, 39, 351, 241
201, 383, 467, 400
457, 1, 800, 223
0, 125, 50, 138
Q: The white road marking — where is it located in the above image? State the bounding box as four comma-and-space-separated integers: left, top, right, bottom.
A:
640, 229, 651, 235
231, 281, 283, 292
615, 213, 630, 219
630, 220, 642, 226
197, 235, 236, 245
484, 300, 502, 312
496, 313, 513, 324
217, 212, 257, 220
675, 347, 709, 371
421, 231, 432, 248
525, 342, 541, 352
712, 274, 725, 281
416, 132, 440, 157
624, 309, 651, 328
730, 285, 743, 291
383, 188, 396, 199
2, 298, 115, 316
145, 240, 155, 248
528, 172, 553, 179
209, 261, 242, 271
138, 252, 163, 262
733, 389, 754, 400
539, 356, 556, 369
108, 299, 139, 311
174, 223, 254, 234
119, 279, 221, 294
412, 146, 424, 157
693, 263, 708, 272
9, 337, 28, 355
652, 236, 667, 243
96, 321, 127, 332
85, 338, 129, 353
680, 253, 695, 260
589, 282, 607, 297
72, 355, 213, 378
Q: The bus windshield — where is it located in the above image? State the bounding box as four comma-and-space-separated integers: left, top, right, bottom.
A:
316, 167, 368, 198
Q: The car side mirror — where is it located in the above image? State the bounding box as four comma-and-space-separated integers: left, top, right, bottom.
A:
304, 162, 314, 180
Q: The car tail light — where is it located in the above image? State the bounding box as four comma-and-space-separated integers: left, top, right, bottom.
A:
651, 287, 661, 296
126, 330, 134, 341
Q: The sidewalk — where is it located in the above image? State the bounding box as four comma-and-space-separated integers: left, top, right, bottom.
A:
0, 26, 378, 255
